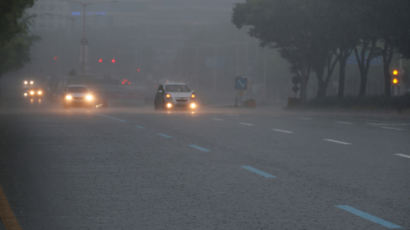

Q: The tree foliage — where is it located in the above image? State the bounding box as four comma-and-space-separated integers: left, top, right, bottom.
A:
232, 0, 410, 99
0, 0, 36, 77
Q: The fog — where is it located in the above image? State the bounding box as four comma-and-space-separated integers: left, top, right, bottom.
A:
18, 0, 292, 107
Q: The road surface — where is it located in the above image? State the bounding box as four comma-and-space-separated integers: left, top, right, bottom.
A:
0, 105, 409, 229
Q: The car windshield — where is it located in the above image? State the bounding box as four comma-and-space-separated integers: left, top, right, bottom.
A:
66, 87, 88, 93
165, 84, 190, 92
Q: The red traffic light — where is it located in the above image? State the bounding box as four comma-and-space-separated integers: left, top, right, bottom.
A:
53, 56, 58, 61
137, 68, 141, 73
98, 58, 103, 63
111, 58, 116, 64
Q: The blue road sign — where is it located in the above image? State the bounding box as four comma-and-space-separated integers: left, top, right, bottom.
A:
235, 76, 247, 90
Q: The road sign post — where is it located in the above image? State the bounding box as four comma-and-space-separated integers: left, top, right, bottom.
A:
234, 76, 247, 107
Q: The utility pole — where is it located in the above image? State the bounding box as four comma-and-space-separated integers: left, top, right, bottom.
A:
80, 2, 88, 74
66, 0, 117, 75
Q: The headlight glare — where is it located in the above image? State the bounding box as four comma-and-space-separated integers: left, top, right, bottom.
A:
65, 94, 73, 101
85, 94, 94, 102
190, 102, 197, 109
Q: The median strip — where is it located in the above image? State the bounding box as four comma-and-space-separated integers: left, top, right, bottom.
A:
188, 144, 210, 152
97, 114, 126, 123
241, 165, 276, 179
323, 138, 352, 145
336, 205, 402, 229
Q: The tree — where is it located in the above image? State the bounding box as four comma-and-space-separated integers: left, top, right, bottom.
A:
0, 0, 35, 78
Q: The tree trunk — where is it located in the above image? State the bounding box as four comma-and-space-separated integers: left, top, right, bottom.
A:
338, 56, 347, 98
358, 72, 367, 97
299, 65, 311, 102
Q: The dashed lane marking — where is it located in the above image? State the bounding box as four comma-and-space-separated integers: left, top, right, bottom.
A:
336, 121, 353, 125
272, 128, 293, 134
97, 114, 126, 123
241, 165, 276, 179
323, 138, 352, 145
136, 125, 144, 129
157, 133, 172, 139
336, 205, 402, 229
212, 118, 224, 121
239, 122, 254, 127
394, 153, 410, 159
380, 126, 403, 131
188, 144, 210, 152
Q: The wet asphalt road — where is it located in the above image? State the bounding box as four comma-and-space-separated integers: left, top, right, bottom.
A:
0, 105, 409, 230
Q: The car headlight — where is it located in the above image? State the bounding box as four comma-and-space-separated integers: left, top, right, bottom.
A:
165, 93, 171, 99
24, 81, 28, 85
29, 81, 34, 85
29, 90, 35, 95
166, 102, 173, 109
37, 90, 43, 95
65, 94, 73, 101
190, 102, 197, 109
85, 94, 94, 102
191, 93, 196, 99
24, 92, 28, 97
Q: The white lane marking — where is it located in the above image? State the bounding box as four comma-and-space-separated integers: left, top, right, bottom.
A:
97, 114, 126, 123
298, 117, 312, 120
273, 128, 293, 134
323, 138, 352, 145
157, 133, 172, 139
380, 126, 403, 131
336, 121, 353, 125
368, 122, 410, 127
239, 122, 254, 127
394, 153, 410, 159
212, 118, 224, 121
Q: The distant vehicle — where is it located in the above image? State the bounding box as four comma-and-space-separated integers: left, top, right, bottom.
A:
63, 85, 97, 108
24, 88, 44, 104
23, 80, 35, 90
154, 82, 198, 110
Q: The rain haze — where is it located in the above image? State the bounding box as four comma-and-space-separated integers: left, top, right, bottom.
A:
0, 0, 409, 229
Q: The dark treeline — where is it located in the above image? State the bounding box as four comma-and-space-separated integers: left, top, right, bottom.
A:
232, 0, 410, 101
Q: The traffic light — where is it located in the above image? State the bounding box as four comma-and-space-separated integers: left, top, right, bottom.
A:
392, 77, 399, 85
392, 69, 399, 85
53, 56, 58, 61
137, 68, 141, 73
98, 58, 103, 63
111, 58, 116, 64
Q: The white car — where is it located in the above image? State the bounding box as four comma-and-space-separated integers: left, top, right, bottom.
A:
63, 85, 96, 108
154, 82, 198, 110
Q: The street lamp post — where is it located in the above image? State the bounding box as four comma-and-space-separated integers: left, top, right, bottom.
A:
66, 0, 117, 75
